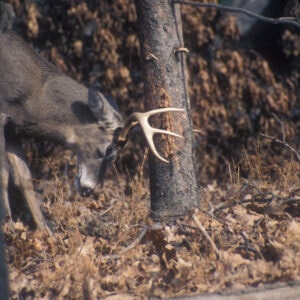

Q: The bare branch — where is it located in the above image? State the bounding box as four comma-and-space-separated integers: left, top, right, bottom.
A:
192, 213, 220, 259
260, 133, 300, 163
272, 113, 286, 143
103, 227, 148, 260
172, 0, 300, 29
258, 113, 300, 162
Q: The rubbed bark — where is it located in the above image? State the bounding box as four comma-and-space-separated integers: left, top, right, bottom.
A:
134, 0, 199, 221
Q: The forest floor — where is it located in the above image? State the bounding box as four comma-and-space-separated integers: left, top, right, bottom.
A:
6, 150, 300, 299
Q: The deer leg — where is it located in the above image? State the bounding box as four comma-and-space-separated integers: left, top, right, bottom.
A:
0, 114, 13, 230
6, 151, 52, 234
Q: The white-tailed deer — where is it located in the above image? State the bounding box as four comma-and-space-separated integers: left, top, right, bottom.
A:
0, 28, 183, 233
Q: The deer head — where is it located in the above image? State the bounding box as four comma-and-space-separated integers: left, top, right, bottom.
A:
73, 89, 123, 197
78, 107, 184, 195
76, 94, 185, 195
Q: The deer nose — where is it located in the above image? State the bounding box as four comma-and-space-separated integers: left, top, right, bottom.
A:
80, 187, 93, 197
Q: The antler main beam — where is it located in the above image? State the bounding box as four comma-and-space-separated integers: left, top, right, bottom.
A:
118, 108, 185, 163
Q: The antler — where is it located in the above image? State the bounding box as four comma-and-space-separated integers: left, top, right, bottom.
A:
117, 108, 185, 163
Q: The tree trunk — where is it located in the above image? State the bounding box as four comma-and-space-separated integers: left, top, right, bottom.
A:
134, 0, 199, 222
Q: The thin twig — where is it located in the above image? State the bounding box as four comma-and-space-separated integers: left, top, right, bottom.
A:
260, 113, 300, 162
272, 113, 286, 143
172, 0, 300, 29
103, 227, 147, 260
239, 231, 264, 259
192, 213, 220, 259
260, 133, 300, 162
99, 205, 114, 217
236, 245, 264, 260
215, 191, 300, 212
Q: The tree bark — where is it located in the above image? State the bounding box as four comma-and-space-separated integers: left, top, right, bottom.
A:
134, 0, 199, 221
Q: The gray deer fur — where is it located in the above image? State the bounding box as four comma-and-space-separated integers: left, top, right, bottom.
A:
0, 28, 123, 232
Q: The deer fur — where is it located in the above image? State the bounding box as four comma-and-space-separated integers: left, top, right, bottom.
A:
0, 28, 123, 232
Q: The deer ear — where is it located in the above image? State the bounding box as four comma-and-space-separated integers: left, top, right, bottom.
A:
87, 88, 104, 121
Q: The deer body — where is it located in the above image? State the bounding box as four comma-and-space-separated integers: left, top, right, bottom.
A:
0, 29, 123, 232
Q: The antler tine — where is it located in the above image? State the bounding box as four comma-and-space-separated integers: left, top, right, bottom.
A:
128, 108, 185, 163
